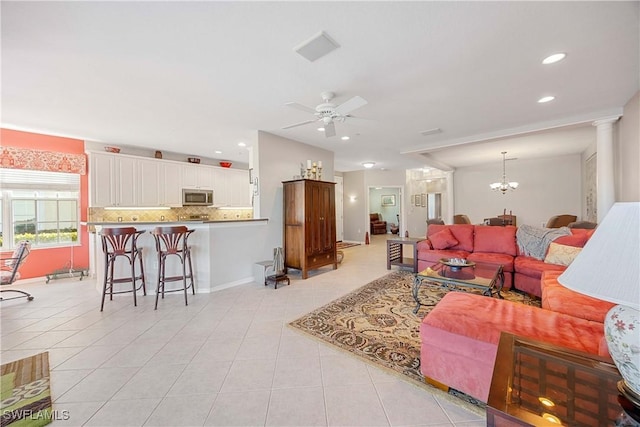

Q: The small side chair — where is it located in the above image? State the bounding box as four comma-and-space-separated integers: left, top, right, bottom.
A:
0, 241, 34, 302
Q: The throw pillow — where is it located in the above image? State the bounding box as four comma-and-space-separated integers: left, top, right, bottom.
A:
544, 242, 582, 266
429, 228, 459, 250
554, 233, 589, 248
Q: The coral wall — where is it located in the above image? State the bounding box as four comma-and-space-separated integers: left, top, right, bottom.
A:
1, 129, 89, 279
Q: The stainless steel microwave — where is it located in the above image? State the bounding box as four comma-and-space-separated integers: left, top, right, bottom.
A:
182, 189, 213, 206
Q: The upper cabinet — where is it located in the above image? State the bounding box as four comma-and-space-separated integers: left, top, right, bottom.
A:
182, 164, 215, 189
90, 152, 137, 207
88, 151, 250, 208
213, 168, 251, 207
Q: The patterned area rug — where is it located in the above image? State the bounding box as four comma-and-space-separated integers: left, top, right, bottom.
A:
289, 271, 540, 412
336, 242, 361, 250
1, 352, 52, 427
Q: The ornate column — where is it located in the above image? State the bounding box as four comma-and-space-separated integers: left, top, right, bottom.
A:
593, 117, 620, 222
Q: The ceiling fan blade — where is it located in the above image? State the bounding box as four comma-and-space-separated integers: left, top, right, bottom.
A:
282, 119, 316, 130
324, 121, 336, 138
335, 96, 367, 115
284, 102, 317, 114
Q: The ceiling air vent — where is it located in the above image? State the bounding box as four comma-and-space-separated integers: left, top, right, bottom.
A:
294, 31, 340, 62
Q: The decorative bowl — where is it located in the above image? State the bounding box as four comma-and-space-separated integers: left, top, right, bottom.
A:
187, 157, 201, 164
440, 258, 475, 271
219, 161, 232, 168
104, 146, 121, 153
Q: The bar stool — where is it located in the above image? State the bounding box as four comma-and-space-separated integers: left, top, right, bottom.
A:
100, 227, 146, 311
151, 226, 195, 310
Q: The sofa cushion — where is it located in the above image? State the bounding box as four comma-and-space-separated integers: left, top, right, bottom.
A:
541, 271, 615, 323
473, 225, 517, 256
427, 224, 475, 252
429, 228, 459, 250
467, 252, 514, 272
423, 292, 605, 356
543, 242, 582, 266
553, 232, 589, 248
514, 255, 567, 279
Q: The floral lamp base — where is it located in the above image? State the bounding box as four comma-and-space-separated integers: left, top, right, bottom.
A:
606, 305, 640, 407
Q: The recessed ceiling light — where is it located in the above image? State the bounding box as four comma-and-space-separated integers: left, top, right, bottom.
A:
538, 96, 555, 103
362, 162, 375, 169
341, 136, 350, 140
317, 127, 325, 132
542, 53, 566, 65
215, 150, 222, 154
238, 142, 246, 147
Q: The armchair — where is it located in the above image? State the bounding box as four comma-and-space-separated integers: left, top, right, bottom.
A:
1, 241, 34, 302
546, 214, 577, 228
370, 213, 387, 235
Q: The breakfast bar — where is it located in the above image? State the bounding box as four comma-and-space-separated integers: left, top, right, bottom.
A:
88, 218, 269, 294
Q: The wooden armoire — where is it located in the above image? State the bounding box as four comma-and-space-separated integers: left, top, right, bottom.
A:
282, 179, 337, 279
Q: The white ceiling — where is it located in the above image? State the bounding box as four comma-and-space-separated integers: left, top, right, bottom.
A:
2, 2, 638, 172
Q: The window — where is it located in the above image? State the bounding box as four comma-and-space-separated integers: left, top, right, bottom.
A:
0, 169, 80, 250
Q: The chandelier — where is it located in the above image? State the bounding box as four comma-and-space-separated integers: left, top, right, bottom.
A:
490, 151, 519, 194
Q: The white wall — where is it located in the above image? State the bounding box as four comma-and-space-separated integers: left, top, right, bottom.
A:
343, 171, 365, 242
454, 154, 582, 227
617, 91, 640, 202
255, 131, 334, 260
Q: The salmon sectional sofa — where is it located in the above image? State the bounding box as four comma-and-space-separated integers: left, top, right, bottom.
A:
416, 224, 595, 296
419, 270, 614, 402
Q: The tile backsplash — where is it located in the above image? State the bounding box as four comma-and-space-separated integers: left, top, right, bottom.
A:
88, 206, 253, 223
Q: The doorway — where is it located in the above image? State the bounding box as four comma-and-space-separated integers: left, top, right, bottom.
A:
368, 186, 402, 237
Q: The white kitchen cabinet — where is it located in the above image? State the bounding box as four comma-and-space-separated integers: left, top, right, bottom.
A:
212, 168, 229, 206
182, 164, 215, 189
229, 169, 251, 207
90, 152, 137, 207
89, 152, 248, 208
213, 168, 250, 207
90, 153, 115, 207
160, 162, 182, 207
137, 159, 161, 206
117, 156, 137, 206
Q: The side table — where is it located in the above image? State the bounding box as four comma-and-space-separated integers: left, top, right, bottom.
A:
386, 237, 424, 273
487, 332, 639, 426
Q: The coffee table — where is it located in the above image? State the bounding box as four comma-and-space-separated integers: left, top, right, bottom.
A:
412, 260, 504, 314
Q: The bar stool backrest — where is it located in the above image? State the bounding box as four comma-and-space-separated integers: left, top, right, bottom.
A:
101, 227, 139, 256
152, 226, 192, 254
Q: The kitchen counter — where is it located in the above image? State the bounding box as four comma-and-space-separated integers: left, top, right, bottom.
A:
87, 218, 270, 294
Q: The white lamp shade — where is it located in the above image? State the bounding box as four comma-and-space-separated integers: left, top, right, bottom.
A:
558, 202, 640, 309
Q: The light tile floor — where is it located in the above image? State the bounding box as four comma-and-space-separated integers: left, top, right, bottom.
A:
1, 234, 485, 426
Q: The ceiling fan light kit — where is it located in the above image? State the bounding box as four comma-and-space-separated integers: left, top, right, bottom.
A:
283, 92, 368, 138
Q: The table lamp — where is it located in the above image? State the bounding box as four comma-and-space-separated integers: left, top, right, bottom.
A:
558, 202, 640, 407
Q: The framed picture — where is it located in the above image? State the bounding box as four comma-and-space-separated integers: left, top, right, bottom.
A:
420, 193, 426, 207
381, 194, 396, 207
414, 194, 421, 207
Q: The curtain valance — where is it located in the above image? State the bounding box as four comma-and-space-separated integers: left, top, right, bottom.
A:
0, 147, 86, 175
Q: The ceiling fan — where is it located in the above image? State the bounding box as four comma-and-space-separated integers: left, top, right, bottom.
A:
282, 91, 368, 138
